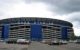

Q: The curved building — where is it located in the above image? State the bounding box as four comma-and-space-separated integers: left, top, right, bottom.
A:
0, 17, 74, 41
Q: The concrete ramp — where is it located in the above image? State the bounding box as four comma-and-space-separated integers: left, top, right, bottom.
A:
28, 41, 53, 50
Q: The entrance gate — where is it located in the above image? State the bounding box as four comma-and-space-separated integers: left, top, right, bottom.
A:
31, 24, 42, 41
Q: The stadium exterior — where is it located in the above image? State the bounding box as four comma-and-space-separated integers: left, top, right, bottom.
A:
0, 17, 74, 42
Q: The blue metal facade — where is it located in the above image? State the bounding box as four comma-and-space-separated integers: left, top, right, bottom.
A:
2, 24, 9, 40
31, 24, 42, 41
61, 27, 68, 40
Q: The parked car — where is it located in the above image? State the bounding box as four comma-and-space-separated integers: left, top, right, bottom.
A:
41, 39, 51, 44
17, 39, 31, 44
75, 39, 80, 44
49, 40, 68, 45
6, 39, 17, 44
49, 40, 60, 45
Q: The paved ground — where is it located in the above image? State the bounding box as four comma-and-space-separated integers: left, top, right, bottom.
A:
0, 42, 28, 50
58, 43, 80, 50
28, 41, 80, 50
0, 42, 80, 50
28, 41, 54, 50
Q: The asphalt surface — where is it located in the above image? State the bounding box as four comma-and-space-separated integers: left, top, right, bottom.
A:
28, 41, 80, 50
0, 42, 80, 50
28, 41, 54, 50
0, 42, 28, 50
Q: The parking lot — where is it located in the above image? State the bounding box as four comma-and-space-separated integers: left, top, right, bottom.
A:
28, 41, 80, 50
0, 42, 28, 50
0, 42, 80, 50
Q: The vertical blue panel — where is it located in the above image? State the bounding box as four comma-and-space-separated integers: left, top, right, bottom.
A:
61, 27, 68, 40
2, 24, 9, 40
31, 24, 42, 41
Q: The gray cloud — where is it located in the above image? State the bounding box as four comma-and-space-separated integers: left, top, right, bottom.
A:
24, 0, 80, 14
67, 12, 80, 27
49, 0, 80, 14
0, 0, 15, 17
0, 0, 23, 17
68, 13, 80, 22
1, 0, 80, 16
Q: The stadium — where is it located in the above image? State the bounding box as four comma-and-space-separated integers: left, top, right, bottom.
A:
0, 17, 74, 43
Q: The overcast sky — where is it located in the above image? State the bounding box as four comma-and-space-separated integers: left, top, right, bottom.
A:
0, 0, 80, 36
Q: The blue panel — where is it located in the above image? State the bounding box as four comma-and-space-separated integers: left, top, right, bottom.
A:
2, 25, 9, 40
61, 27, 68, 40
31, 24, 42, 41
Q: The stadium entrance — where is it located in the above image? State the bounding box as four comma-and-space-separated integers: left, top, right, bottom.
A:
31, 24, 42, 41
